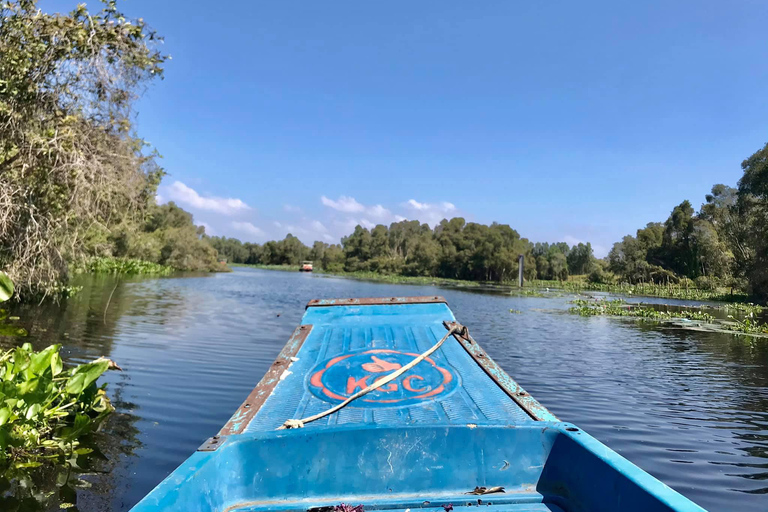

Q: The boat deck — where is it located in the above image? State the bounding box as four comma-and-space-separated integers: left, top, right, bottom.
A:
238, 300, 543, 432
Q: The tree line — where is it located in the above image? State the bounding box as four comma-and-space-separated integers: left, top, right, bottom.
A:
207, 220, 598, 283
604, 141, 768, 300
211, 139, 768, 301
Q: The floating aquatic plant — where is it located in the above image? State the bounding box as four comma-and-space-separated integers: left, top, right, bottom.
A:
568, 299, 715, 322
0, 272, 117, 469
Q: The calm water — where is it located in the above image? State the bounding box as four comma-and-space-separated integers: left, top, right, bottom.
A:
2, 268, 768, 511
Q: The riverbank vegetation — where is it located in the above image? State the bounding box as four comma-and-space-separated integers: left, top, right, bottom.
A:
0, 1, 220, 300
604, 141, 768, 301
569, 298, 768, 336
211, 141, 768, 304
0, 274, 116, 469
209, 222, 597, 284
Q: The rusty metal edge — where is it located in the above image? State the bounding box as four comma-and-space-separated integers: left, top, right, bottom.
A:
306, 296, 447, 308
198, 435, 226, 452
215, 324, 313, 439
444, 321, 559, 422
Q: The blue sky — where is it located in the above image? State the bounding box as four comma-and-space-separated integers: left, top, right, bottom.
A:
53, 1, 767, 256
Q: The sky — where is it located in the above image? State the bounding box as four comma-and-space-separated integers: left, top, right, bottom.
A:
51, 1, 768, 256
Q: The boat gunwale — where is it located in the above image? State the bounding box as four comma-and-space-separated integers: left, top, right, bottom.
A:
306, 296, 447, 308
218, 324, 313, 437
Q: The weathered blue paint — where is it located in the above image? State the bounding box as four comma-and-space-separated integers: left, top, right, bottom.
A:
131, 297, 708, 512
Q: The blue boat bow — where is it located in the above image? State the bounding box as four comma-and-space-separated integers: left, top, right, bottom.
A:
131, 297, 707, 512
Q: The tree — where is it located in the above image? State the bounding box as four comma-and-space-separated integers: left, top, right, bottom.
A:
0, 0, 168, 296
342, 226, 372, 272
737, 142, 768, 299
566, 243, 594, 275
660, 200, 698, 277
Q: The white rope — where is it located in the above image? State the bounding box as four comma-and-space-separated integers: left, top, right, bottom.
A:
278, 324, 460, 429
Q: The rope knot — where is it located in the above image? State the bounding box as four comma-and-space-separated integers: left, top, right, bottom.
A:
282, 419, 305, 429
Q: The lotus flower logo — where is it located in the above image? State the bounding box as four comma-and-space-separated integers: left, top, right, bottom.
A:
361, 356, 402, 373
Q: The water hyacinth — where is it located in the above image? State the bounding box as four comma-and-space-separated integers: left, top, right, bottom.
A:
0, 272, 117, 469
0, 343, 117, 468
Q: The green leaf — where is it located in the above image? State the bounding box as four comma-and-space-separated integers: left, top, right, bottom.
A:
12, 346, 31, 374
25, 403, 41, 420
18, 377, 40, 395
29, 345, 58, 376
58, 413, 91, 441
67, 360, 109, 394
14, 461, 42, 469
0, 407, 10, 426
65, 373, 87, 395
0, 272, 13, 302
51, 352, 63, 376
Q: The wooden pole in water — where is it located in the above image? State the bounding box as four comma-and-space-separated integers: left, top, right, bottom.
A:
518, 254, 524, 287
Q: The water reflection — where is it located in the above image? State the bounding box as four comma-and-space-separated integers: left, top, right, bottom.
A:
0, 268, 765, 511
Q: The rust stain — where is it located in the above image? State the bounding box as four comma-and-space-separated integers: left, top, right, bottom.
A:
306, 296, 447, 308
217, 324, 313, 437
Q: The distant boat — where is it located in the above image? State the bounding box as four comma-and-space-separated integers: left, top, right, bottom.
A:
131, 296, 708, 512
299, 260, 313, 272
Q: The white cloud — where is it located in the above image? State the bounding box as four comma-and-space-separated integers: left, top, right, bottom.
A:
321, 195, 365, 213
231, 221, 264, 237
310, 220, 328, 233
367, 204, 391, 219
562, 235, 586, 246
407, 199, 428, 210
403, 199, 459, 227
156, 193, 164, 205
322, 234, 336, 243
283, 204, 302, 213
167, 181, 251, 215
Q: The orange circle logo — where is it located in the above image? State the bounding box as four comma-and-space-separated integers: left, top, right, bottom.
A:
309, 348, 457, 407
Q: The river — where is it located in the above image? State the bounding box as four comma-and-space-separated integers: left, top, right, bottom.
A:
1, 267, 767, 511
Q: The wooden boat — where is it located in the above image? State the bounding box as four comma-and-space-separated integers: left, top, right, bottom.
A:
131, 296, 708, 512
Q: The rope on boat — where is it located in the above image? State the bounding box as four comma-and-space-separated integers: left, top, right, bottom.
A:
278, 322, 464, 430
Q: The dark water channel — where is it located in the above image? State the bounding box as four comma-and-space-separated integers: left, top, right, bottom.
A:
1, 268, 767, 511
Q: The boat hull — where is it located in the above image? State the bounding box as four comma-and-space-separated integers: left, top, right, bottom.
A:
131, 297, 707, 512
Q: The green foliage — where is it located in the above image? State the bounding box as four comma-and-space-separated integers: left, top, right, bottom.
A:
77, 257, 172, 275
0, 273, 12, 302
569, 299, 715, 322
720, 302, 764, 314
737, 142, 768, 300
0, 0, 169, 298
0, 343, 114, 468
725, 314, 768, 334
0, 2, 222, 300
604, 142, 768, 303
